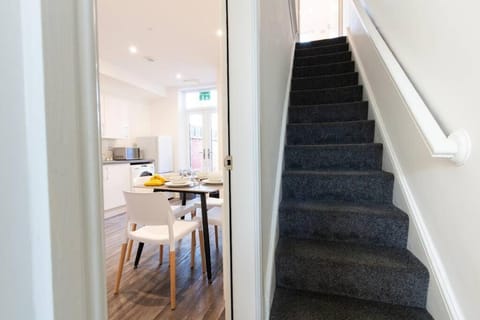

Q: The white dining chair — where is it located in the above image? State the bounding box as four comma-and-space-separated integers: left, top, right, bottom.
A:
125, 178, 195, 262
114, 191, 206, 310
192, 198, 224, 249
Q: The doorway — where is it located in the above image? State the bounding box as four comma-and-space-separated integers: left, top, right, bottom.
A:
95, 0, 229, 318
184, 88, 220, 172
299, 0, 341, 42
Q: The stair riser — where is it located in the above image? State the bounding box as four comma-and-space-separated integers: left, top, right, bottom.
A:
276, 258, 428, 308
296, 36, 347, 49
284, 145, 382, 170
279, 208, 408, 248
290, 86, 363, 105
292, 73, 358, 90
295, 52, 352, 67
282, 173, 393, 204
289, 102, 368, 123
295, 43, 349, 57
287, 121, 374, 145
293, 61, 355, 77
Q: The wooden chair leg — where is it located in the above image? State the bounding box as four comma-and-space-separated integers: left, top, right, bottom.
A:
126, 223, 137, 261
191, 210, 196, 247
214, 226, 219, 249
169, 251, 176, 310
114, 243, 128, 294
159, 245, 164, 265
199, 230, 206, 274
190, 232, 195, 269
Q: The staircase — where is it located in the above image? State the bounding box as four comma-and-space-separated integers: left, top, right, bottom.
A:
270, 36, 434, 319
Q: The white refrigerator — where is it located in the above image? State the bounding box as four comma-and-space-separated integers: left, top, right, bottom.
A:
136, 136, 173, 173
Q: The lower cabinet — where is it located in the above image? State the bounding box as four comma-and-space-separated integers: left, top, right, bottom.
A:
103, 163, 131, 211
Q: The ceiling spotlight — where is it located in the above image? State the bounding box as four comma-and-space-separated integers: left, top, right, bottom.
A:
129, 46, 138, 54
216, 29, 224, 37
176, 73, 182, 79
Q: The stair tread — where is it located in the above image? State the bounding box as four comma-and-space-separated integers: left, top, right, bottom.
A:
296, 36, 347, 48
271, 288, 433, 320
280, 200, 407, 220
287, 119, 373, 126
295, 50, 351, 60
276, 237, 426, 271
285, 142, 382, 148
292, 71, 358, 80
284, 169, 391, 176
296, 42, 348, 52
294, 60, 354, 70
291, 84, 361, 93
290, 100, 367, 108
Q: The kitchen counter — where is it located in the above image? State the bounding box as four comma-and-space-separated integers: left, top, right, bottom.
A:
103, 159, 155, 165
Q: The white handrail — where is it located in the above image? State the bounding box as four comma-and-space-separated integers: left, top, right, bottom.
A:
351, 0, 471, 165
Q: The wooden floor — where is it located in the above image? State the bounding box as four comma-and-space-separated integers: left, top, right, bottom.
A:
104, 212, 225, 320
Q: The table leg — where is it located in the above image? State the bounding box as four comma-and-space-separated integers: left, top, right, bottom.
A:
200, 193, 212, 283
181, 192, 187, 205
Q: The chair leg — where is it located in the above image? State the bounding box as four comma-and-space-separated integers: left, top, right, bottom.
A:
134, 242, 144, 269
169, 251, 176, 310
191, 210, 196, 247
190, 232, 195, 269
159, 245, 164, 265
214, 226, 219, 249
114, 243, 127, 294
126, 223, 137, 261
199, 230, 206, 274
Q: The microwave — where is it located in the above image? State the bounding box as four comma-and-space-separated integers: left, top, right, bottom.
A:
112, 147, 141, 160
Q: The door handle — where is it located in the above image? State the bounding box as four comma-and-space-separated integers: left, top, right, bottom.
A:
208, 148, 211, 159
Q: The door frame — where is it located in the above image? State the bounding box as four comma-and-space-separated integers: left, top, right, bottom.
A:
18, 0, 262, 319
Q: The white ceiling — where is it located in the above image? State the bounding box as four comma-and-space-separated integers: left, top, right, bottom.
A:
96, 0, 221, 95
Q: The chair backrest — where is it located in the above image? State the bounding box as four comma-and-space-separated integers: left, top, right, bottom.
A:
123, 191, 174, 227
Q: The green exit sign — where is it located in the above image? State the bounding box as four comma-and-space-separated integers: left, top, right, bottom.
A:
199, 91, 211, 101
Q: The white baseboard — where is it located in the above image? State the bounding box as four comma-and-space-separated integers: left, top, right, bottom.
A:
347, 29, 463, 320
104, 206, 126, 219
263, 41, 296, 320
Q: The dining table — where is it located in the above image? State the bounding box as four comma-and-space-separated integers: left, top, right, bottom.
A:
137, 181, 222, 283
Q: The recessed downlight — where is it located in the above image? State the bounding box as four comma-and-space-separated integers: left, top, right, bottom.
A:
129, 45, 138, 54
176, 73, 182, 79
216, 29, 224, 37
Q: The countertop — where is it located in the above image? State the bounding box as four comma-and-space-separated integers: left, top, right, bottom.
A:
102, 159, 155, 165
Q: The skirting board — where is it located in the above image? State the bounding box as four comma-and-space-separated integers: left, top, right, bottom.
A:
347, 29, 463, 320
263, 41, 297, 320
104, 206, 126, 219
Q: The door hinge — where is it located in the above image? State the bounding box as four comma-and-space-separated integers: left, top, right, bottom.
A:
224, 155, 233, 171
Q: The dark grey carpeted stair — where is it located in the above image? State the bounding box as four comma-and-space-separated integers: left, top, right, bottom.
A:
291, 72, 359, 90
279, 202, 408, 248
295, 43, 349, 57
294, 51, 352, 67
271, 288, 433, 320
293, 61, 355, 77
271, 36, 433, 319
288, 101, 368, 123
290, 85, 363, 105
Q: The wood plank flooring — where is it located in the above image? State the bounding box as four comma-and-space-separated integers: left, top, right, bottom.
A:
105, 212, 225, 320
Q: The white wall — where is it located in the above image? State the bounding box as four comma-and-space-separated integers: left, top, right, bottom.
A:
345, 1, 480, 319
299, 0, 339, 41
149, 88, 182, 171
259, 0, 296, 316
0, 1, 35, 318
99, 74, 157, 155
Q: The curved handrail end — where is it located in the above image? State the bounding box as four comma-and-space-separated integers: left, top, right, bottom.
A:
447, 130, 471, 166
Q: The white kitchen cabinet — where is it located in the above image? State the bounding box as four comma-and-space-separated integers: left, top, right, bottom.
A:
103, 163, 131, 211
100, 95, 129, 139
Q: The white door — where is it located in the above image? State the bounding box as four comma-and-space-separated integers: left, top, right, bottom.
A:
187, 109, 219, 172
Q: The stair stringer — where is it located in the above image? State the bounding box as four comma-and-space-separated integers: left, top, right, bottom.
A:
263, 41, 296, 320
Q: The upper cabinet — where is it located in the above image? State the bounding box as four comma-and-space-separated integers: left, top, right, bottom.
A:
100, 94, 129, 139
